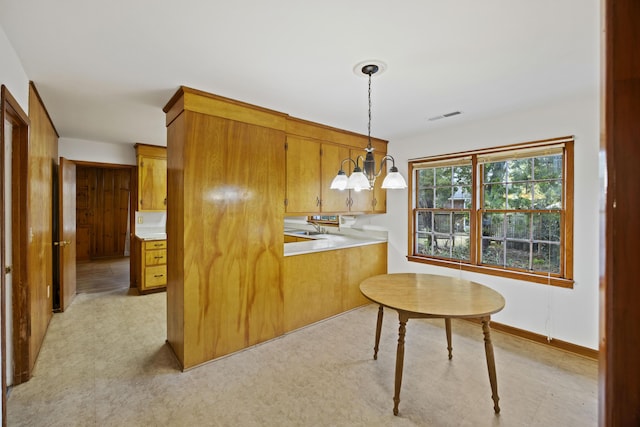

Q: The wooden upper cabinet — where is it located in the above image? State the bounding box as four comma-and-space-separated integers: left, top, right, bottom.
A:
285, 136, 321, 213
371, 150, 387, 213
320, 143, 350, 213
135, 144, 167, 211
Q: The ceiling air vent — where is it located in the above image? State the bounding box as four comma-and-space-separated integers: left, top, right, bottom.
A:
428, 111, 462, 121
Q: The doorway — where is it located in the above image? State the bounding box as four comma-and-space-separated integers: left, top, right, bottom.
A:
73, 162, 134, 295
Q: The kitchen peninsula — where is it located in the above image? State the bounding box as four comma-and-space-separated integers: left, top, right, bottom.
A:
163, 86, 388, 370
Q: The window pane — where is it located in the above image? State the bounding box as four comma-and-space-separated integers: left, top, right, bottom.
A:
505, 240, 531, 269
532, 242, 561, 273
506, 213, 530, 240
451, 186, 472, 209
435, 187, 453, 208
417, 168, 435, 188
484, 184, 506, 209
416, 211, 433, 232
416, 232, 433, 256
533, 180, 562, 209
433, 237, 452, 258
484, 162, 507, 183
482, 213, 505, 238
534, 155, 562, 180
418, 188, 434, 208
507, 182, 532, 209
507, 158, 532, 182
452, 236, 470, 260
533, 213, 561, 242
434, 213, 451, 233
436, 167, 452, 186
453, 212, 470, 234
481, 239, 504, 266
453, 165, 472, 185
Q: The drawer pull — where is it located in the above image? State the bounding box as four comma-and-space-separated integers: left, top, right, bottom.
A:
154, 274, 164, 278
154, 244, 163, 247
154, 256, 164, 259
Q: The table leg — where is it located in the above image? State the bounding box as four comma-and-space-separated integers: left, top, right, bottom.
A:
374, 305, 384, 360
481, 317, 500, 413
393, 312, 409, 416
445, 318, 453, 360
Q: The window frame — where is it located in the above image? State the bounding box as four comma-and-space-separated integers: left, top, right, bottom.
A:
407, 136, 574, 288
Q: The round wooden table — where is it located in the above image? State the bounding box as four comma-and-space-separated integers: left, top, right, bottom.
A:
360, 273, 506, 416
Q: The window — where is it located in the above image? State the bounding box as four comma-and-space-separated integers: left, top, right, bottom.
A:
409, 137, 574, 288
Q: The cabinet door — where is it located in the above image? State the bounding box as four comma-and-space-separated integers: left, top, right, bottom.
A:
320, 143, 350, 213
138, 156, 167, 210
371, 150, 387, 213
348, 148, 374, 213
285, 136, 321, 213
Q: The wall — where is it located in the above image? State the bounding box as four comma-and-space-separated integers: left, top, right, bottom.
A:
0, 23, 29, 404
58, 137, 136, 165
372, 89, 600, 350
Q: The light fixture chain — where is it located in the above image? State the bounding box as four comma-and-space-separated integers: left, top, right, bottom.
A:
367, 72, 372, 149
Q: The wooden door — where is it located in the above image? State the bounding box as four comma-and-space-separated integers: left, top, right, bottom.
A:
285, 136, 321, 214
58, 157, 76, 312
320, 143, 350, 213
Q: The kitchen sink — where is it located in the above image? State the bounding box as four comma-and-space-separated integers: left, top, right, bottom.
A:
292, 230, 324, 236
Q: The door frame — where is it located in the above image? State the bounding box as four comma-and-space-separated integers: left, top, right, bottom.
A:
1, 85, 30, 417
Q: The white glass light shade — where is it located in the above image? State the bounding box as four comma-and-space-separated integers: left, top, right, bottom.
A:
330, 173, 348, 190
381, 171, 407, 189
347, 171, 371, 191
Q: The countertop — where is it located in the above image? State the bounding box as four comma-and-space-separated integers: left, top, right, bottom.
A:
284, 231, 386, 256
135, 232, 167, 241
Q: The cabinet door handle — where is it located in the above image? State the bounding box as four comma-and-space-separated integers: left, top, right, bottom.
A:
316, 196, 321, 207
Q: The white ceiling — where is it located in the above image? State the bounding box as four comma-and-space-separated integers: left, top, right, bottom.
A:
0, 1, 599, 147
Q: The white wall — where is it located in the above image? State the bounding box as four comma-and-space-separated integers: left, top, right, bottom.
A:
0, 26, 28, 110
1, 24, 29, 411
370, 89, 600, 350
58, 138, 136, 165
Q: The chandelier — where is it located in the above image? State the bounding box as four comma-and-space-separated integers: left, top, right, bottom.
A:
330, 62, 407, 192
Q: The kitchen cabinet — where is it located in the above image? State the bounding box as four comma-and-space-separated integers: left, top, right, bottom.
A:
136, 239, 167, 293
285, 136, 321, 213
283, 242, 387, 332
135, 144, 167, 211
284, 117, 388, 215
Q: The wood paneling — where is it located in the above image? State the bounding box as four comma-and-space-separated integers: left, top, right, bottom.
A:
165, 88, 286, 370
76, 165, 131, 260
27, 82, 57, 375
601, 0, 640, 425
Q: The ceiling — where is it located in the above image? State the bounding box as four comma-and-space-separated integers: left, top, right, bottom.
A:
0, 1, 599, 147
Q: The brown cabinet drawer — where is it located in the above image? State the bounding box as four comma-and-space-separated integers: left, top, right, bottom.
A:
144, 265, 167, 288
145, 240, 166, 250
145, 249, 166, 265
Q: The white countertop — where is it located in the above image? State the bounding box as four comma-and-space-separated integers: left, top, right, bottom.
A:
284, 232, 386, 256
135, 232, 167, 241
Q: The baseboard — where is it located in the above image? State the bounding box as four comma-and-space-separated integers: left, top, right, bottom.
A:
466, 319, 598, 360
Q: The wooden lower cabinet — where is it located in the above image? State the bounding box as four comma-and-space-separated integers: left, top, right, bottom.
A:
283, 243, 387, 332
137, 239, 167, 293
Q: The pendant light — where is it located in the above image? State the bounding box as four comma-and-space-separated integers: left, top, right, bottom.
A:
330, 62, 407, 192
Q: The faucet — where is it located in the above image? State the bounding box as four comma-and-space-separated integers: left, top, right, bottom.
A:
308, 222, 326, 234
